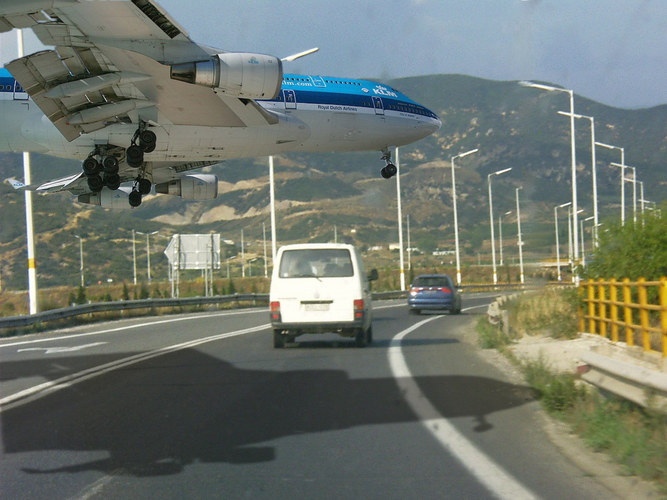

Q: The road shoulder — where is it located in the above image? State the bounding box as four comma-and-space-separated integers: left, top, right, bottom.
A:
460, 317, 661, 500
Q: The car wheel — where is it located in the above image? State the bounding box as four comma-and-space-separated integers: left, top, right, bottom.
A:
273, 329, 285, 348
355, 327, 367, 347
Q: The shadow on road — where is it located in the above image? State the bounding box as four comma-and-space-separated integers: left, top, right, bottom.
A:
1, 347, 534, 477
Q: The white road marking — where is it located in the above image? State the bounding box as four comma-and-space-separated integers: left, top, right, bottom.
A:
0, 308, 266, 348
0, 323, 270, 412
387, 312, 538, 500
17, 342, 107, 354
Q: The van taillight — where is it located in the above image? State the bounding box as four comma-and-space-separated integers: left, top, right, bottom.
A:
270, 301, 281, 321
354, 299, 364, 319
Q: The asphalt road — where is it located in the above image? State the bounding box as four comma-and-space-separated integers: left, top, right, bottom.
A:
0, 296, 616, 499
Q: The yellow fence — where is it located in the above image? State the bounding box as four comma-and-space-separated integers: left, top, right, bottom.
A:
579, 277, 667, 357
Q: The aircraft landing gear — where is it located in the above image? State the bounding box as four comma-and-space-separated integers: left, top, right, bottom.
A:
82, 148, 122, 192
128, 177, 152, 208
380, 149, 397, 179
126, 127, 156, 168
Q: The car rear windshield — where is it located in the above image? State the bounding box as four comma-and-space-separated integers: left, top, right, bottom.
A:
279, 249, 353, 278
412, 276, 449, 287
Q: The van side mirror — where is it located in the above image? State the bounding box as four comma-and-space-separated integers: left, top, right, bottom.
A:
368, 269, 378, 281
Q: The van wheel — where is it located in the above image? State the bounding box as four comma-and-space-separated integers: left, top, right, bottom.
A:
273, 330, 285, 348
355, 327, 368, 348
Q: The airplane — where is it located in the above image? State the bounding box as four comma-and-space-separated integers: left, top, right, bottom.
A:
0, 0, 440, 208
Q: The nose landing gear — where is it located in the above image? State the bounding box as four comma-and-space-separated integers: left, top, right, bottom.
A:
380, 149, 397, 179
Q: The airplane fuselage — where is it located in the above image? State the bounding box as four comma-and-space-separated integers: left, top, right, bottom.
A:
0, 69, 440, 176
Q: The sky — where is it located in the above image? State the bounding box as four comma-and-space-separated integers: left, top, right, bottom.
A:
0, 0, 665, 109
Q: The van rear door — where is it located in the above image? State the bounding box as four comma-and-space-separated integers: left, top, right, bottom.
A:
275, 248, 357, 324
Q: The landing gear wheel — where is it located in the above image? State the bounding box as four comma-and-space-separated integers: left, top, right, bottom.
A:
104, 173, 121, 190
379, 148, 397, 179
137, 178, 152, 195
381, 163, 397, 179
126, 145, 144, 168
128, 190, 142, 207
102, 156, 119, 174
82, 157, 101, 176
87, 174, 104, 192
139, 130, 156, 153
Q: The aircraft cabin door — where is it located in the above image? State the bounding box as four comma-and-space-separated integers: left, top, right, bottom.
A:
283, 89, 297, 110
372, 96, 384, 115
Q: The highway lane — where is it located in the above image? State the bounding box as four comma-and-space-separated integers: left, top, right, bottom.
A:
0, 297, 615, 499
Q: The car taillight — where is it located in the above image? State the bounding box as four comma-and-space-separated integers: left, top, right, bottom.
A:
439, 287, 451, 293
270, 301, 281, 321
353, 299, 364, 319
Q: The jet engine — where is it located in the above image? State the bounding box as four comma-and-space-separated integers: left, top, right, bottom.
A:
78, 187, 133, 209
155, 174, 219, 200
170, 52, 282, 99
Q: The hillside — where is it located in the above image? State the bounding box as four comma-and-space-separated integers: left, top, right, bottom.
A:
0, 74, 665, 290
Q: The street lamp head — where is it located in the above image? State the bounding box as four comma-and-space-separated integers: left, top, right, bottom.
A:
454, 148, 478, 160
492, 167, 512, 176
519, 80, 572, 95
557, 202, 572, 208
558, 110, 591, 121
595, 141, 622, 152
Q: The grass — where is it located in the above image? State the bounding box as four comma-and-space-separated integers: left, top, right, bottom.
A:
476, 295, 667, 494
475, 316, 514, 349
505, 287, 579, 339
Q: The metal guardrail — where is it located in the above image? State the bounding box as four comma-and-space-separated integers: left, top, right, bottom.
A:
0, 293, 269, 331
0, 283, 538, 332
579, 277, 667, 357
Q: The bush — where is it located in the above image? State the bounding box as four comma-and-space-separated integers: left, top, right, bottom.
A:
584, 205, 666, 281
522, 356, 586, 413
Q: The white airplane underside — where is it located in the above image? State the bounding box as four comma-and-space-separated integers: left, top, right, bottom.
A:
0, 0, 440, 208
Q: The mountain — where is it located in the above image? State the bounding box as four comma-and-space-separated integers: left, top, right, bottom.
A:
0, 74, 665, 290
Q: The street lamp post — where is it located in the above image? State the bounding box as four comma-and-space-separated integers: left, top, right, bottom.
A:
567, 207, 584, 281
450, 148, 478, 285
580, 216, 594, 267
269, 156, 277, 262
515, 187, 525, 284
488, 167, 512, 284
136, 230, 159, 282
395, 147, 406, 291
554, 202, 571, 282
520, 81, 579, 280
597, 143, 625, 224
559, 111, 599, 246
499, 210, 512, 267
74, 235, 84, 288
18, 29, 38, 314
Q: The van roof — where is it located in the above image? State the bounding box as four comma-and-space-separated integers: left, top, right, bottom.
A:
278, 243, 355, 251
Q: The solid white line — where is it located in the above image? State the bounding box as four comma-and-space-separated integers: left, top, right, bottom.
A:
387, 315, 538, 500
0, 323, 270, 412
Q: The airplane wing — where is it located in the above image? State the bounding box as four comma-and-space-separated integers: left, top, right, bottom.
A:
5, 172, 88, 194
1, 0, 280, 142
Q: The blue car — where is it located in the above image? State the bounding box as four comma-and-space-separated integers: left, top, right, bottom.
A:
408, 274, 462, 315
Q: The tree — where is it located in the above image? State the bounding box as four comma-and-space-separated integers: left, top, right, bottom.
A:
584, 205, 666, 281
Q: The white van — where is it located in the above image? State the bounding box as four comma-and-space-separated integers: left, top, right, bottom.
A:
269, 243, 377, 347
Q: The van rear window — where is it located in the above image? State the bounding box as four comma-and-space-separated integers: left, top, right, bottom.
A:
279, 249, 353, 278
